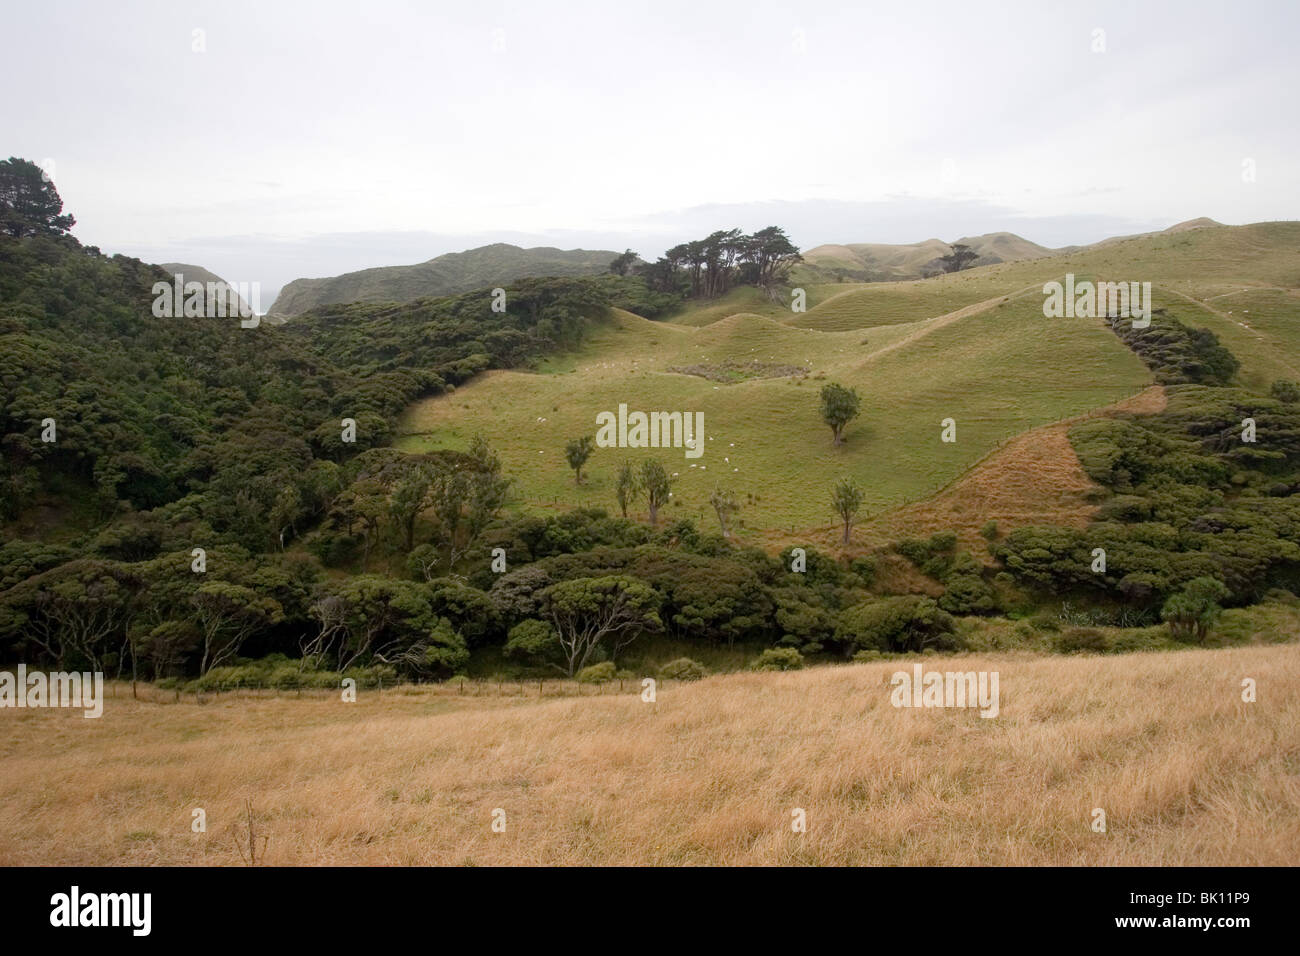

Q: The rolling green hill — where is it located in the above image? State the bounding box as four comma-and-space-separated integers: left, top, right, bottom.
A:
269, 243, 619, 316
396, 220, 1299, 545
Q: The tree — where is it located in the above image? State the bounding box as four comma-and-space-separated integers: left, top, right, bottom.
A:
820, 383, 861, 446
939, 242, 978, 273
639, 459, 672, 526
388, 469, 430, 552
191, 581, 283, 674
709, 485, 741, 538
543, 575, 661, 676
614, 459, 639, 518
746, 226, 802, 299
608, 249, 638, 276
831, 477, 863, 545
0, 157, 76, 238
565, 435, 595, 485
835, 596, 957, 654
1161, 576, 1231, 642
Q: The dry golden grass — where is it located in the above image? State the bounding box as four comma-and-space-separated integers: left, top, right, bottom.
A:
2, 644, 1296, 866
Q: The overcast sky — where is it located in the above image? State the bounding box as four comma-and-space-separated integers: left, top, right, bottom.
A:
7, 0, 1298, 307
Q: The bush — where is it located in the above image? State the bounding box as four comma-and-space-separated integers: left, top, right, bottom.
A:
576, 661, 617, 684
1055, 627, 1107, 654
750, 647, 804, 671
658, 657, 707, 681
503, 619, 562, 668
835, 596, 959, 654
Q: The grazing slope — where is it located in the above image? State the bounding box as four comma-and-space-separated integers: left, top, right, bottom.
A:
397, 221, 1297, 546
270, 243, 618, 316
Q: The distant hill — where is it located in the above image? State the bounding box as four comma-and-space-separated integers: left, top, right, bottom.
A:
794, 220, 1228, 284
1089, 216, 1225, 247
795, 231, 1060, 283
269, 243, 619, 316
158, 262, 261, 319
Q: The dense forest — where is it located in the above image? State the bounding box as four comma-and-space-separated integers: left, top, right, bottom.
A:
2, 158, 1297, 691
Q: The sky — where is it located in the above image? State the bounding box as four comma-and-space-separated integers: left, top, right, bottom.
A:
6, 0, 1298, 308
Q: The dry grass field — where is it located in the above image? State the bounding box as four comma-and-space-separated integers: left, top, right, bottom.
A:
3, 645, 1296, 866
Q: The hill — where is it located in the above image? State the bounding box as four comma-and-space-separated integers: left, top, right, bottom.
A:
794, 231, 1059, 284
399, 220, 1300, 546
158, 261, 259, 318
268, 243, 619, 316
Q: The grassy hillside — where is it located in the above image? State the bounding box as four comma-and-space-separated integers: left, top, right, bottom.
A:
270, 243, 618, 316
789, 221, 1300, 332
794, 230, 1059, 285
396, 221, 1297, 545
397, 294, 1151, 544
4, 643, 1295, 865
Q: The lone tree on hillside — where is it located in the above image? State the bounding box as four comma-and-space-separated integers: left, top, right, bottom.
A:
708, 485, 741, 538
639, 459, 672, 527
614, 459, 639, 518
939, 242, 978, 274
820, 382, 861, 446
0, 157, 76, 238
831, 477, 864, 545
564, 435, 595, 485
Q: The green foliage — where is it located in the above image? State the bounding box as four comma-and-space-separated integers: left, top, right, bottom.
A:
658, 656, 707, 680
1161, 576, 1231, 642
543, 574, 661, 676
576, 660, 617, 683
503, 618, 562, 669
1107, 313, 1239, 385
835, 596, 959, 654
831, 477, 863, 544
1270, 379, 1300, 404
1055, 627, 1107, 654
639, 460, 672, 527
0, 157, 75, 238
819, 382, 861, 445
750, 647, 804, 671
564, 435, 595, 484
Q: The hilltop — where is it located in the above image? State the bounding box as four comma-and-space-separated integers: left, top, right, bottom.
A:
795, 231, 1060, 284
158, 261, 259, 318
268, 243, 619, 316
792, 218, 1230, 285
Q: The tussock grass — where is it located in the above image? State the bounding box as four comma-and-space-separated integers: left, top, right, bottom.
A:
2, 646, 1295, 865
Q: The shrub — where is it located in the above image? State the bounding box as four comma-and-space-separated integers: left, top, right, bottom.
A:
750, 647, 804, 671
1055, 627, 1107, 654
835, 596, 958, 654
658, 657, 707, 681
576, 661, 617, 684
503, 619, 562, 668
